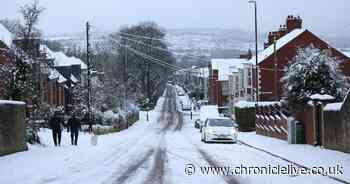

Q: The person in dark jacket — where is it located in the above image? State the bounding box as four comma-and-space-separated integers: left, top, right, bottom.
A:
49, 111, 64, 146
67, 113, 81, 146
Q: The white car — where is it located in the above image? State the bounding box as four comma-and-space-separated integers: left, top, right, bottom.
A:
201, 118, 238, 143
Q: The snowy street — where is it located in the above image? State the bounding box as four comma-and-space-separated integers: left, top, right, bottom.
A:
0, 85, 346, 184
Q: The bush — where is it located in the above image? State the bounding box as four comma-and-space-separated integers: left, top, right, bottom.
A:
234, 107, 255, 132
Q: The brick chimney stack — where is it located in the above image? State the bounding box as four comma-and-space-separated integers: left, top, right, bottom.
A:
286, 15, 302, 33
264, 15, 303, 49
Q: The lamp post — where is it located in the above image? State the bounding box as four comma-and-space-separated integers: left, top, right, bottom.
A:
248, 0, 259, 104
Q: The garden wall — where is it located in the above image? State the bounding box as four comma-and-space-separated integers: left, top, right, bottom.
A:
0, 100, 27, 156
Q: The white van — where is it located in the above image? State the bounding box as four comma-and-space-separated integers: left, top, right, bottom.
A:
198, 105, 219, 132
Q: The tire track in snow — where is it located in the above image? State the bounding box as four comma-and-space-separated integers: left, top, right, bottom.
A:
144, 146, 168, 184
110, 149, 155, 184
197, 148, 241, 184
174, 112, 184, 131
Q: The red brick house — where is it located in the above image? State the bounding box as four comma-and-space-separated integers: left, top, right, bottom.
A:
251, 15, 350, 101
0, 24, 14, 98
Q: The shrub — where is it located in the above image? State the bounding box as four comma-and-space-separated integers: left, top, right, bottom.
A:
234, 106, 256, 132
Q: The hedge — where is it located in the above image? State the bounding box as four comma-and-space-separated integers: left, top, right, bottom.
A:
234, 107, 256, 132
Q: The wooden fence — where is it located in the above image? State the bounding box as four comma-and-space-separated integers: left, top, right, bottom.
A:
256, 104, 288, 140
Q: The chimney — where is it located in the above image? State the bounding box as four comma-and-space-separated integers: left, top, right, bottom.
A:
286, 15, 302, 33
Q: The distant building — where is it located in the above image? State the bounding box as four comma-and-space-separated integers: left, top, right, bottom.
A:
209, 58, 253, 108
228, 62, 254, 105
40, 45, 87, 111
250, 15, 350, 101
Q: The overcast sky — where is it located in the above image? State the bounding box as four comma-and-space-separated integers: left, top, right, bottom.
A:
1, 0, 350, 36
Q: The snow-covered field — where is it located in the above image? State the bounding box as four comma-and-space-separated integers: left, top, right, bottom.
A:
0, 85, 349, 184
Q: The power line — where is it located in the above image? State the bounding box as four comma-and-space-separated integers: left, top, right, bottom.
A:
109, 38, 182, 70
117, 32, 169, 42
115, 34, 210, 63
111, 39, 182, 71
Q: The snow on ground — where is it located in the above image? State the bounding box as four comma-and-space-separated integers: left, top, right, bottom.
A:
239, 132, 350, 182
1, 85, 349, 184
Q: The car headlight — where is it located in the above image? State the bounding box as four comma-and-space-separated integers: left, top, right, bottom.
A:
231, 128, 238, 136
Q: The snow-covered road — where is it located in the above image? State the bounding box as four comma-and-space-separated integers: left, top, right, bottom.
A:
0, 85, 343, 184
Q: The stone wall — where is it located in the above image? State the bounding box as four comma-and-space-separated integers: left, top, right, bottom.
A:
0, 100, 27, 156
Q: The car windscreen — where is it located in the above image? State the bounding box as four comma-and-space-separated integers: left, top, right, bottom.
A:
208, 119, 233, 127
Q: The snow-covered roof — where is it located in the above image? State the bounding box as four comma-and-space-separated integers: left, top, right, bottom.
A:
0, 23, 13, 47
309, 94, 335, 101
342, 51, 350, 58
70, 74, 79, 83
323, 103, 342, 111
234, 100, 280, 109
41, 45, 87, 70
0, 100, 25, 105
249, 29, 307, 64
211, 58, 252, 81
49, 68, 67, 83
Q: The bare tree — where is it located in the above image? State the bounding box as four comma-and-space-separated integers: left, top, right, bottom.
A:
19, 0, 45, 38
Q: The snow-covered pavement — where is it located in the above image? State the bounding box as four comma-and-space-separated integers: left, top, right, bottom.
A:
0, 85, 348, 184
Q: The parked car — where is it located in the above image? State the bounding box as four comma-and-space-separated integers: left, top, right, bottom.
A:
199, 105, 219, 132
201, 118, 238, 143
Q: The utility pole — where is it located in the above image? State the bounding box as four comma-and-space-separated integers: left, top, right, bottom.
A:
86, 21, 92, 132
124, 38, 129, 127
273, 37, 278, 101
249, 0, 259, 104
147, 38, 153, 101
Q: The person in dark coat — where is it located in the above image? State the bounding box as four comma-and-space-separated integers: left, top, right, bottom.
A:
49, 111, 64, 146
67, 113, 81, 146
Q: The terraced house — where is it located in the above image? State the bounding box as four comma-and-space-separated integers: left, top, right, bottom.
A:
251, 15, 350, 101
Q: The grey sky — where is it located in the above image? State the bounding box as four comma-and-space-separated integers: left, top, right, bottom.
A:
1, 0, 349, 35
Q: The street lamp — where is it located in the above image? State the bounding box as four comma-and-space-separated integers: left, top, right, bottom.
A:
248, 0, 259, 105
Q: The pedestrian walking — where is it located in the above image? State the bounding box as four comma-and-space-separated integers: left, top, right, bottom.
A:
67, 113, 81, 146
49, 111, 64, 146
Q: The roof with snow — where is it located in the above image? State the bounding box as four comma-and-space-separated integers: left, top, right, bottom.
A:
341, 51, 350, 58
249, 29, 307, 64
211, 58, 252, 81
323, 103, 342, 111
41, 45, 87, 70
0, 23, 13, 47
309, 94, 335, 101
70, 74, 79, 83
49, 68, 67, 83
0, 100, 25, 105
